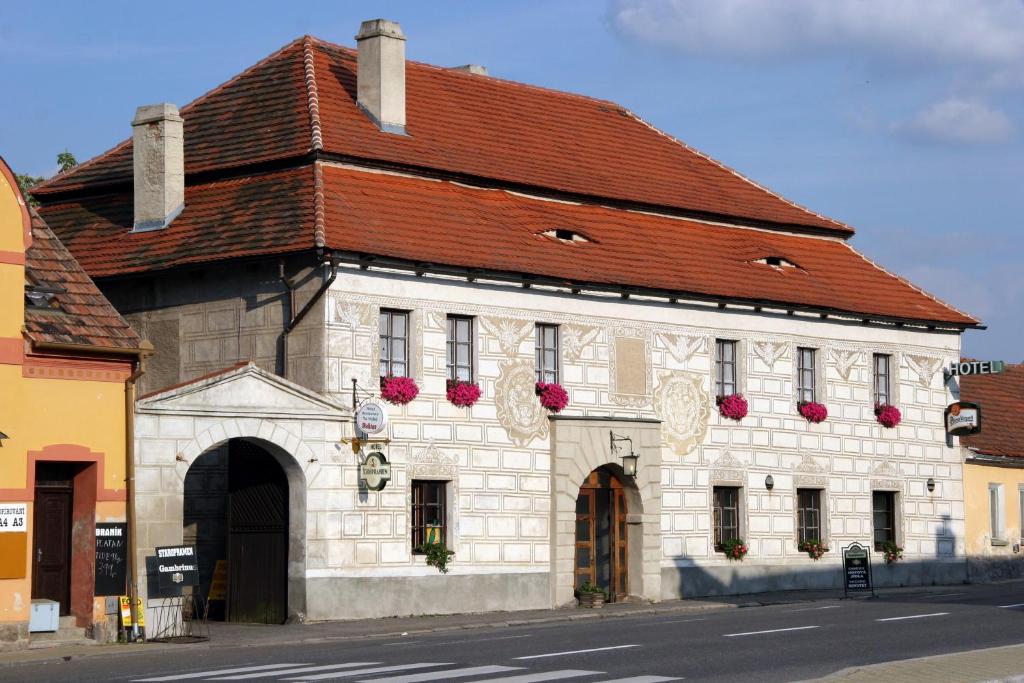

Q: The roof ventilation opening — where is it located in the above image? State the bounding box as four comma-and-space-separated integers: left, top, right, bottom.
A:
540, 228, 592, 244
753, 255, 800, 270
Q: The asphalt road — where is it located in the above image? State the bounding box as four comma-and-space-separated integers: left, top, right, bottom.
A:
5, 582, 1024, 683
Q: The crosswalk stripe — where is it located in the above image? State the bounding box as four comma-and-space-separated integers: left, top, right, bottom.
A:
207, 663, 378, 680
598, 677, 683, 682
132, 664, 308, 681
469, 670, 601, 683
356, 665, 523, 682
282, 663, 453, 681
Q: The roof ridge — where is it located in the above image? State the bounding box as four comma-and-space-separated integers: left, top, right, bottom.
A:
312, 161, 326, 248
619, 107, 854, 235
33, 36, 308, 195
302, 36, 324, 152
839, 240, 980, 325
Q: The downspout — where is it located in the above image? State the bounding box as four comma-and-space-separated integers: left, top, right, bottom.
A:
279, 255, 338, 380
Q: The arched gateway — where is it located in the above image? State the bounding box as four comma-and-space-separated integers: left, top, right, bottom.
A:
575, 467, 630, 601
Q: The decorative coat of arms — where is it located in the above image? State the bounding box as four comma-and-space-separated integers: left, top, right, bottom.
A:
480, 317, 534, 358
495, 360, 549, 446
654, 371, 710, 455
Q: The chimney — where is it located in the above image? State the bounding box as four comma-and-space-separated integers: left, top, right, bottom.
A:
452, 65, 488, 76
132, 103, 184, 232
355, 19, 407, 134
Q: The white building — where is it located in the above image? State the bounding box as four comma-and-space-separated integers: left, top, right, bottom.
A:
34, 20, 979, 624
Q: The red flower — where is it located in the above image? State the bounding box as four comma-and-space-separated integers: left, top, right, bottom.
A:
446, 380, 482, 408
535, 382, 569, 413
718, 393, 748, 421
380, 375, 419, 405
876, 404, 902, 429
798, 401, 828, 423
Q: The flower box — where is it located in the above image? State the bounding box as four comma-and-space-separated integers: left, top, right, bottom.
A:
798, 401, 828, 423
722, 538, 748, 561
798, 539, 829, 560
717, 393, 748, 421
875, 403, 902, 429
446, 379, 481, 408
535, 382, 569, 413
380, 375, 419, 405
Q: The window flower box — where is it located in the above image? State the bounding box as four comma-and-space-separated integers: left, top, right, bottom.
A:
535, 382, 569, 413
798, 539, 829, 560
717, 393, 748, 421
875, 403, 902, 429
798, 400, 828, 423
446, 379, 481, 408
723, 538, 748, 561
881, 541, 903, 564
380, 375, 419, 405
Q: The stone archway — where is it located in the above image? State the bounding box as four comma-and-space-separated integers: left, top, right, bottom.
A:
549, 416, 662, 607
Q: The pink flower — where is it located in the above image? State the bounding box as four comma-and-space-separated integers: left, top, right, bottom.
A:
380, 375, 419, 405
446, 380, 482, 408
876, 404, 902, 429
798, 401, 828, 423
718, 393, 748, 421
535, 382, 569, 413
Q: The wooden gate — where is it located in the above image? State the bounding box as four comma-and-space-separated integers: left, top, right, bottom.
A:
574, 468, 628, 601
226, 440, 288, 624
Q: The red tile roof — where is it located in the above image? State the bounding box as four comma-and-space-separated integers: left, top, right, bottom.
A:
24, 211, 141, 351
34, 36, 848, 235
960, 363, 1024, 459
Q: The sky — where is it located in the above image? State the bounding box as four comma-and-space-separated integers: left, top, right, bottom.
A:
1, 0, 1021, 360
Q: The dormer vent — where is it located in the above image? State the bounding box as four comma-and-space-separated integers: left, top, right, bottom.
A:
356, 19, 407, 134
540, 228, 592, 244
753, 256, 800, 269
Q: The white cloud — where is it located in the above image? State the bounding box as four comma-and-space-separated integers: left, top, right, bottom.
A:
902, 98, 1014, 144
610, 0, 1024, 67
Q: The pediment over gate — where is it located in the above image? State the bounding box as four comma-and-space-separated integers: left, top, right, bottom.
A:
136, 362, 349, 418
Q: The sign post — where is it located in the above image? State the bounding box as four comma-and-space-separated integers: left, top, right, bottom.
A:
842, 542, 874, 598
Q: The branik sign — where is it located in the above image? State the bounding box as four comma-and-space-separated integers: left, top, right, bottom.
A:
945, 401, 981, 436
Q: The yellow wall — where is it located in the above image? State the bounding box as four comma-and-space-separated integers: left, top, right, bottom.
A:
964, 461, 1024, 556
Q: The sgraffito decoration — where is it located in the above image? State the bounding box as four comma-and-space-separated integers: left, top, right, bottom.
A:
905, 354, 943, 388
829, 349, 863, 382
709, 450, 745, 484
562, 324, 601, 363
793, 451, 828, 488
334, 300, 370, 328
495, 359, 549, 446
752, 340, 790, 370
609, 327, 652, 407
658, 333, 706, 365
480, 317, 534, 358
654, 371, 710, 455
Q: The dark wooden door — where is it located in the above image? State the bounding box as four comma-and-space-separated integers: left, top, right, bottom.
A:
227, 441, 288, 624
574, 468, 628, 601
32, 487, 73, 615
574, 488, 596, 591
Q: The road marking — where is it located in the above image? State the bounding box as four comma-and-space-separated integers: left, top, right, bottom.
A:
208, 663, 377, 680
723, 625, 820, 637
788, 605, 841, 612
358, 665, 523, 682
515, 645, 640, 659
133, 664, 307, 681
470, 671, 601, 683
657, 617, 708, 624
876, 612, 949, 622
600, 678, 684, 683
998, 603, 1024, 608
413, 634, 533, 647
910, 592, 964, 598
282, 663, 452, 681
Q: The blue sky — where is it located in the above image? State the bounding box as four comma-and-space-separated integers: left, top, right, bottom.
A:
2, 0, 1021, 360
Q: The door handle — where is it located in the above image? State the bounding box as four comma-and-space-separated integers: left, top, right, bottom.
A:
36, 547, 43, 562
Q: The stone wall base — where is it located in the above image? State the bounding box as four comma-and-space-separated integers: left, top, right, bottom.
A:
968, 556, 1024, 583
662, 559, 969, 599
305, 572, 550, 621
0, 621, 29, 652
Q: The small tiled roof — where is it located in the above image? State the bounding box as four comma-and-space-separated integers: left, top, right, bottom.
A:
24, 211, 141, 351
33, 36, 848, 234
960, 363, 1024, 459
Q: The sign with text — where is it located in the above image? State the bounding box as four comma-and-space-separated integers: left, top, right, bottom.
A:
843, 542, 874, 595
154, 545, 199, 596
94, 523, 128, 596
0, 503, 27, 532
355, 400, 389, 435
947, 360, 1005, 377
945, 402, 982, 436
360, 450, 392, 491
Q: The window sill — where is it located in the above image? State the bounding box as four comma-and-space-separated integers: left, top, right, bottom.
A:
992, 539, 1009, 547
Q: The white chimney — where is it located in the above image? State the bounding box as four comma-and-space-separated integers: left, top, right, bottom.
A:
132, 103, 184, 232
355, 19, 407, 134
452, 65, 488, 76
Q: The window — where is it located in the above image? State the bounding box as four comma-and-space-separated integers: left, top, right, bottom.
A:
1019, 488, 1024, 543
535, 323, 559, 384
797, 489, 822, 544
379, 309, 409, 379
990, 484, 1006, 544
713, 486, 741, 551
715, 339, 738, 397
874, 353, 892, 405
411, 480, 447, 551
797, 347, 816, 403
872, 491, 896, 551
446, 316, 474, 382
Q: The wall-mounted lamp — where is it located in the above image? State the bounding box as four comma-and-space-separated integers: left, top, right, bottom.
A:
0, 431, 7, 447
610, 432, 639, 477
765, 475, 775, 491
926, 478, 936, 493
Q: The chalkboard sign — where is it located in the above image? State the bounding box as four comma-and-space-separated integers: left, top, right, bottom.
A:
843, 542, 874, 596
94, 523, 128, 596
155, 545, 199, 597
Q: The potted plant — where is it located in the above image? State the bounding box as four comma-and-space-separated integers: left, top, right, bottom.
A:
535, 382, 569, 413
798, 400, 828, 423
418, 541, 455, 574
723, 538, 748, 561
881, 541, 903, 564
380, 375, 419, 405
875, 403, 902, 429
446, 379, 482, 408
577, 581, 605, 608
798, 539, 829, 560
717, 393, 748, 421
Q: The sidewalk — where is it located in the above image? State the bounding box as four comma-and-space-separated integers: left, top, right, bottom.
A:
820, 643, 1024, 682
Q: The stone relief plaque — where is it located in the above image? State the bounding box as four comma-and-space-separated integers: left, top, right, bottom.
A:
654, 371, 710, 455
480, 317, 534, 358
562, 324, 600, 362
610, 329, 652, 407
495, 359, 549, 446
657, 333, 706, 365
829, 349, 863, 381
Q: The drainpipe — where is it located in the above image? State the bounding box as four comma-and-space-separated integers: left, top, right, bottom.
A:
278, 255, 338, 380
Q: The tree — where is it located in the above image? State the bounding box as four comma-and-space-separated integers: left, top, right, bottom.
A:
56, 150, 77, 173
15, 151, 77, 206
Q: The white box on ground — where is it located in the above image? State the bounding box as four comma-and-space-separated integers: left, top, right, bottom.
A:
29, 599, 59, 632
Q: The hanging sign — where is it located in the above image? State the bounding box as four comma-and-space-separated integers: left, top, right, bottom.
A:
842, 542, 874, 596
947, 360, 1004, 377
945, 401, 982, 436
155, 545, 199, 596
355, 400, 389, 435
360, 449, 392, 491
95, 523, 128, 596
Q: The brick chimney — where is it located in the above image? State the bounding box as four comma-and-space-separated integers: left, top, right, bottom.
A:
131, 103, 184, 232
355, 19, 406, 134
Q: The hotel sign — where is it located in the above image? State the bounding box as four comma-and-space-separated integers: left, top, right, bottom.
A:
945, 402, 982, 436
360, 449, 392, 491
947, 360, 1004, 377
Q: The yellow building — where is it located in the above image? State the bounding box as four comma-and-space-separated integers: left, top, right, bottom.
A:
0, 157, 146, 650
961, 363, 1024, 581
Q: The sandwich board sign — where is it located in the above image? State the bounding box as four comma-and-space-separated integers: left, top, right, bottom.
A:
842, 542, 874, 597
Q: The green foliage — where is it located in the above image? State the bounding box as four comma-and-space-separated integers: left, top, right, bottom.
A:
798, 539, 829, 560
881, 541, 904, 564
56, 150, 78, 173
723, 537, 748, 560
578, 581, 604, 594
418, 542, 455, 574
14, 173, 43, 207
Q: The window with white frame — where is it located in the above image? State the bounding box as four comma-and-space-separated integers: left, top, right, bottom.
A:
379, 309, 409, 379
797, 347, 817, 403
873, 353, 892, 405
990, 483, 1006, 544
446, 315, 474, 382
715, 339, 738, 397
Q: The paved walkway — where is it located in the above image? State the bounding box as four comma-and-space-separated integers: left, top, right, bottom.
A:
820, 643, 1024, 682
